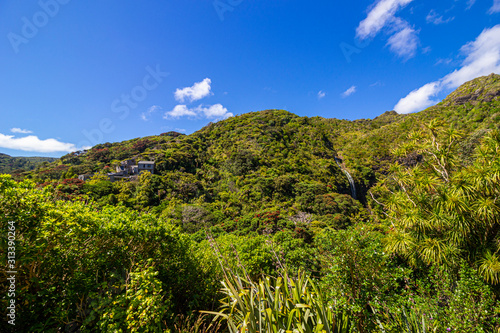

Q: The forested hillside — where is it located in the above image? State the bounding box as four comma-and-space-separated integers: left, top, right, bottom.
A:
1, 74, 500, 332
0, 153, 56, 176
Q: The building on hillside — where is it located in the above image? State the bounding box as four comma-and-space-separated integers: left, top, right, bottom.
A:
79, 160, 154, 183
107, 172, 132, 182
107, 173, 118, 182
116, 159, 137, 174
138, 161, 155, 174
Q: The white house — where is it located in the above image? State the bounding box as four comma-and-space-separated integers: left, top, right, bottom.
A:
138, 161, 155, 174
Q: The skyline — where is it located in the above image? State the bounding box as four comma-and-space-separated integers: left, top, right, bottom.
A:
0, 0, 499, 157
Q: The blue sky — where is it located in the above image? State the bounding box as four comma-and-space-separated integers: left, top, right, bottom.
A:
0, 0, 499, 157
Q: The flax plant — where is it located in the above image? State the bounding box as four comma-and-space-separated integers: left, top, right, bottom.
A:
203, 268, 352, 333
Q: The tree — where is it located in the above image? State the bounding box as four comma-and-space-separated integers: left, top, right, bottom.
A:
372, 123, 500, 283
136, 171, 161, 207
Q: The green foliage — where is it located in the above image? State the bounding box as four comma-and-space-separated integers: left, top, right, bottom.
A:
379, 265, 500, 332
0, 175, 218, 332
317, 227, 410, 332
82, 262, 170, 332
136, 171, 161, 207
446, 265, 499, 332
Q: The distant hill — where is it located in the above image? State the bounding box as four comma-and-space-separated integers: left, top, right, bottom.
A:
0, 153, 57, 175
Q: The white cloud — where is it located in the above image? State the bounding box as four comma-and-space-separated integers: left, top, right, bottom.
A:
174, 78, 212, 103
426, 10, 454, 25
356, 0, 413, 39
342, 86, 357, 98
198, 104, 233, 118
141, 105, 162, 121
467, 0, 476, 10
0, 133, 83, 153
442, 25, 500, 87
318, 91, 326, 99
394, 82, 441, 114
386, 26, 419, 58
394, 25, 500, 113
10, 128, 33, 134
164, 104, 233, 119
164, 105, 197, 118
489, 0, 500, 14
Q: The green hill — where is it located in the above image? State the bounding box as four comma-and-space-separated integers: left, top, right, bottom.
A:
0, 153, 57, 175
28, 74, 500, 204
19, 74, 499, 238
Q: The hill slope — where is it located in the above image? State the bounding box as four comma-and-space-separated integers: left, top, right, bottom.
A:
341, 73, 500, 190
0, 153, 57, 175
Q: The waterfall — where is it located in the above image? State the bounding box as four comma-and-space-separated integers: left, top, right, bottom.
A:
335, 158, 357, 200
343, 168, 357, 200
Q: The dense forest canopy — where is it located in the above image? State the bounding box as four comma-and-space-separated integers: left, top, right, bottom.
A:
2, 74, 500, 332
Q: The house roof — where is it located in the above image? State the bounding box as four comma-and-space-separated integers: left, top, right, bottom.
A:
138, 161, 155, 164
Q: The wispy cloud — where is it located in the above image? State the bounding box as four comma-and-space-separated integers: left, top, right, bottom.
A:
426, 9, 454, 25
356, 0, 413, 39
0, 133, 84, 153
386, 25, 419, 59
318, 91, 326, 99
435, 58, 453, 66
141, 105, 162, 121
342, 86, 357, 98
394, 25, 500, 114
11, 128, 33, 134
490, 0, 500, 14
161, 126, 187, 133
164, 104, 233, 120
356, 0, 419, 59
174, 78, 212, 103
467, 0, 476, 10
